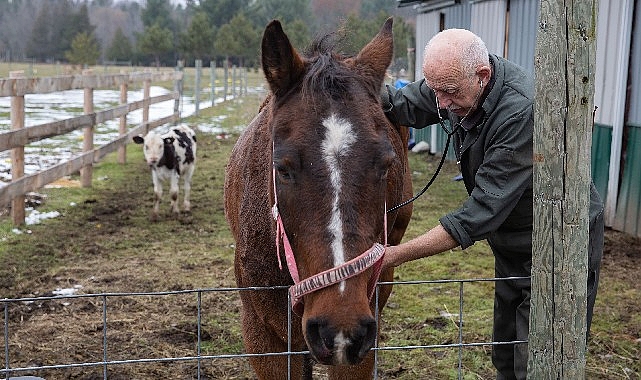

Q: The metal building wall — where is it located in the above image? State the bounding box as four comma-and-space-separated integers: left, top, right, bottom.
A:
506, 0, 539, 74
613, 0, 641, 237
594, 1, 632, 127
470, 0, 508, 56
442, 0, 472, 29
414, 12, 441, 82
594, 0, 635, 226
626, 0, 641, 126
405, 0, 641, 238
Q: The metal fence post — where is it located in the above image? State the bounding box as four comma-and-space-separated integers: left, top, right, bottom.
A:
223, 58, 229, 101
210, 61, 216, 104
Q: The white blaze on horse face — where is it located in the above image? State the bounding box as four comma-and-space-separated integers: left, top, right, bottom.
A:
321, 114, 356, 293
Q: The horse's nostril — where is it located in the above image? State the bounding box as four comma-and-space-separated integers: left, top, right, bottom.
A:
305, 316, 378, 365
305, 317, 334, 362
350, 317, 378, 362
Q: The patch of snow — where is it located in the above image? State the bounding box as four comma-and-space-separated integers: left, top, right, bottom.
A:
52, 285, 83, 297
0, 85, 266, 183
25, 209, 61, 225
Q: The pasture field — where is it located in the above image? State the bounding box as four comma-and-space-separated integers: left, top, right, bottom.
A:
0, 84, 639, 379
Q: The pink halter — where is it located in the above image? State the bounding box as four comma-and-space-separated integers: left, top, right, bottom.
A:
272, 165, 387, 316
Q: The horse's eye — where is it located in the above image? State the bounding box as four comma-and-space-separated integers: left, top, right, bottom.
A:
276, 165, 294, 182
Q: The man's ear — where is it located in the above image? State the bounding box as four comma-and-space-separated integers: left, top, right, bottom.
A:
477, 65, 492, 84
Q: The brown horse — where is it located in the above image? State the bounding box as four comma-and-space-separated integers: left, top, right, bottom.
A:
224, 18, 413, 379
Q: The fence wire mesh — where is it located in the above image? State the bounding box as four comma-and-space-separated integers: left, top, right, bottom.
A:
2, 277, 528, 379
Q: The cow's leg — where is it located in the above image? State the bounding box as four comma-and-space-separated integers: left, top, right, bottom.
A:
169, 172, 180, 214
182, 165, 194, 212
151, 171, 163, 220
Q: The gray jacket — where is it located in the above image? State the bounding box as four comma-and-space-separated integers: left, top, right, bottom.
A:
382, 54, 603, 250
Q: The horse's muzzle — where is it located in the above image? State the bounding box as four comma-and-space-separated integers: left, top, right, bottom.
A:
305, 316, 377, 365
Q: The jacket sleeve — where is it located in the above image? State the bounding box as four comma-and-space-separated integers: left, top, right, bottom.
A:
381, 79, 442, 129
439, 106, 534, 249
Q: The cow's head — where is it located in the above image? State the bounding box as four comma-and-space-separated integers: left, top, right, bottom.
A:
133, 131, 173, 168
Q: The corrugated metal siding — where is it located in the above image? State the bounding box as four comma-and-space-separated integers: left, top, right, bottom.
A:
439, 0, 470, 158
594, 1, 629, 126
470, 0, 508, 56
612, 0, 641, 238
613, 124, 641, 237
404, 0, 641, 238
442, 0, 472, 29
414, 12, 441, 81
506, 0, 538, 74
628, 0, 641, 124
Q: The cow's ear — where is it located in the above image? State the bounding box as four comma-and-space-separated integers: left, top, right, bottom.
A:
133, 135, 144, 144
163, 137, 175, 145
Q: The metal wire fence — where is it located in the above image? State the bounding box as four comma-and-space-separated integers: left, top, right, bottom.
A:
2, 276, 528, 380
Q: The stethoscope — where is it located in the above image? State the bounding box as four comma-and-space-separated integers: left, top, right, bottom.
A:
387, 79, 484, 213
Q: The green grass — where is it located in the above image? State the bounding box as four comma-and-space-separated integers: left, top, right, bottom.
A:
0, 66, 639, 378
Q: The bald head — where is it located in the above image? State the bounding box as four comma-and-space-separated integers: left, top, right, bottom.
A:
423, 29, 489, 78
420, 29, 492, 117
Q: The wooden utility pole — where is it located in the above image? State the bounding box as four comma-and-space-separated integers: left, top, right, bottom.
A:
529, 1, 598, 378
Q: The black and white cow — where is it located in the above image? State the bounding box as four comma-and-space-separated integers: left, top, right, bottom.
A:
133, 125, 197, 220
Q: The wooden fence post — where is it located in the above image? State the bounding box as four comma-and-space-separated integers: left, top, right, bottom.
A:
174, 61, 183, 122
118, 71, 128, 164
81, 69, 94, 188
529, 0, 598, 378
10, 70, 25, 225
143, 72, 151, 133
194, 59, 202, 116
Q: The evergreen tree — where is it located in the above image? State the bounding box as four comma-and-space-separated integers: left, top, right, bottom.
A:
178, 11, 214, 61
27, 6, 53, 61
141, 0, 174, 28
281, 19, 311, 52
214, 13, 259, 67
65, 32, 100, 66
199, 0, 250, 28
138, 22, 173, 67
107, 28, 134, 62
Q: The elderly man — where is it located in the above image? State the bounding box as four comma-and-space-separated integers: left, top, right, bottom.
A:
381, 28, 604, 379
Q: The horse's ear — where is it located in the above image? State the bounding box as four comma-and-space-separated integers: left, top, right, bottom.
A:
261, 20, 305, 96
354, 17, 394, 89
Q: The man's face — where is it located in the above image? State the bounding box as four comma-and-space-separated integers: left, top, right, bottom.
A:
423, 63, 482, 117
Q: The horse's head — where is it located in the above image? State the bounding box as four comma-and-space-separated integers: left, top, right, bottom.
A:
262, 18, 404, 365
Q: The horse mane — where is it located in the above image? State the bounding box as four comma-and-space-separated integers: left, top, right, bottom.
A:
299, 32, 362, 102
